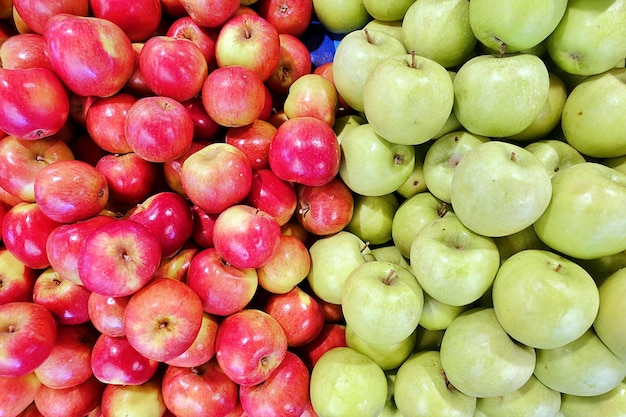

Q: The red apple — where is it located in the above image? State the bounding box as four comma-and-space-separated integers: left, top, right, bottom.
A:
124, 42, 153, 97
0, 301, 57, 377
201, 65, 267, 128
0, 67, 69, 140
179, 0, 239, 28
3, 202, 62, 269
181, 142, 253, 214
163, 141, 209, 197
265, 33, 312, 94
215, 308, 288, 386
77, 219, 162, 297
294, 323, 347, 370
224, 119, 277, 171
162, 359, 240, 417
268, 109, 289, 128
283, 73, 338, 126
0, 32, 53, 70
85, 93, 137, 154
87, 292, 131, 338
186, 247, 259, 316
124, 95, 195, 163
181, 98, 221, 141
34, 375, 104, 417
166, 16, 218, 70
0, 248, 38, 304
246, 169, 298, 227
239, 351, 310, 417
190, 205, 218, 248
260, 83, 275, 121
12, 6, 32, 34
123, 278, 204, 362
313, 61, 351, 116
314, 294, 344, 323
43, 14, 135, 98
32, 268, 91, 325
125, 191, 194, 258
90, 333, 159, 385
296, 177, 354, 236
96, 153, 158, 205
256, 0, 313, 37
0, 371, 42, 417
165, 312, 220, 367
161, 0, 187, 18
213, 204, 282, 269
34, 159, 109, 224
268, 116, 341, 186
257, 234, 311, 294
100, 375, 166, 417
13, 0, 89, 34
68, 94, 97, 127
215, 14, 281, 81
90, 0, 161, 42
280, 218, 309, 243
34, 323, 98, 390
154, 242, 200, 282
0, 182, 22, 207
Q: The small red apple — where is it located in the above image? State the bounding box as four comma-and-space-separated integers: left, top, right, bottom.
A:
0, 32, 53, 70
257, 234, 311, 294
32, 268, 92, 325
96, 153, 158, 205
154, 242, 200, 282
296, 177, 354, 236
165, 312, 220, 367
0, 371, 42, 417
245, 168, 297, 226
190, 205, 219, 248
99, 375, 167, 417
13, 0, 89, 34
256, 0, 314, 37
85, 93, 137, 154
178, 0, 240, 28
163, 141, 209, 197
0, 248, 38, 304
87, 292, 131, 338
265, 33, 312, 94
90, 0, 162, 42
181, 98, 221, 141
166, 16, 218, 70
224, 119, 277, 171
34, 375, 104, 417
294, 323, 347, 370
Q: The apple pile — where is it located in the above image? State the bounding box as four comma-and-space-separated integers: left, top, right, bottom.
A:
1, 0, 626, 416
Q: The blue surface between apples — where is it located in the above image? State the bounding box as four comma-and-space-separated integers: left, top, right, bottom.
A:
301, 20, 344, 68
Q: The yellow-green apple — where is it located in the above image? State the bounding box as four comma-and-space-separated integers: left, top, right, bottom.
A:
422, 130, 490, 203
306, 230, 372, 305
561, 68, 626, 158
225, 119, 277, 171
345, 325, 416, 371
0, 371, 42, 417
166, 16, 218, 72
215, 308, 288, 386
342, 260, 424, 345
414, 326, 445, 352
178, 0, 239, 28
265, 33, 313, 94
0, 249, 38, 304
546, 0, 626, 75
90, 0, 161, 42
339, 123, 415, 196
453, 54, 550, 137
96, 153, 157, 206
364, 19, 402, 41
402, 0, 476, 68
524, 138, 586, 178
32, 268, 91, 325
296, 177, 354, 236
534, 329, 626, 396
363, 53, 454, 146
87, 292, 130, 338
559, 380, 626, 417
0, 67, 69, 140
256, 234, 311, 294
450, 140, 552, 237
257, 0, 313, 37
294, 323, 347, 371
186, 247, 259, 316
0, 32, 52, 70
394, 350, 477, 417
43, 14, 135, 97
362, 0, 414, 21
268, 116, 341, 187
245, 169, 297, 226
33, 375, 104, 417
492, 225, 548, 264
100, 375, 166, 417
13, 0, 89, 34
533, 162, 626, 259
284, 73, 338, 126
332, 29, 406, 112
77, 219, 162, 297
310, 346, 387, 417
311, 0, 371, 34
345, 193, 398, 246
396, 142, 430, 199
164, 312, 219, 367
85, 93, 136, 154
419, 292, 468, 331
440, 308, 536, 398
593, 268, 626, 361
368, 245, 410, 269
0, 301, 57, 377
90, 333, 159, 385
161, 359, 239, 417
239, 351, 310, 417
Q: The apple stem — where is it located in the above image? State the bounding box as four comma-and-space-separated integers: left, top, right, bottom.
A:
244, 22, 252, 40
510, 152, 517, 162
364, 28, 373, 44
8, 324, 16, 333
495, 37, 506, 58
437, 203, 449, 218
382, 270, 397, 285
298, 201, 310, 217
554, 263, 562, 273
411, 50, 417, 69
361, 241, 371, 253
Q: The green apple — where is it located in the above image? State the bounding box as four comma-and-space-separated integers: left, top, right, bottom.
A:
423, 130, 490, 203
419, 292, 468, 331
345, 325, 416, 371
492, 225, 548, 264
402, 0, 477, 68
410, 213, 500, 306
593, 268, 626, 361
368, 245, 411, 270
414, 326, 445, 352
440, 308, 536, 398
379, 371, 403, 417
475, 375, 561, 417
559, 380, 626, 417
395, 142, 430, 199
469, 0, 567, 53
492, 249, 600, 349
524, 139, 586, 178
453, 53, 550, 138
561, 68, 626, 158
333, 114, 366, 144
534, 329, 626, 396
310, 347, 388, 417
341, 260, 424, 345
546, 0, 626, 75
312, 0, 371, 34
345, 193, 399, 246
431, 72, 464, 139
604, 155, 626, 176
574, 250, 626, 286
391, 191, 450, 258
362, 0, 415, 22
394, 350, 477, 417
333, 29, 407, 112
306, 231, 372, 305
450, 140, 552, 237
363, 19, 403, 42
533, 162, 626, 259
339, 123, 415, 196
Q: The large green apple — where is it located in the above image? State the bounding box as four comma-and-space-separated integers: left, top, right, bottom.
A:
345, 193, 399, 246
410, 213, 500, 306
534, 329, 626, 396
402, 0, 477, 68
333, 114, 366, 144
469, 0, 567, 53
450, 140, 552, 237
395, 142, 430, 199
312, 0, 371, 34
362, 53, 454, 146
593, 268, 626, 361
345, 325, 416, 371
546, 0, 626, 75
533, 162, 626, 259
394, 350, 477, 417
368, 245, 411, 270
339, 123, 415, 196
310, 347, 388, 417
453, 53, 550, 138
333, 29, 406, 112
559, 380, 626, 417
492, 249, 600, 349
439, 308, 536, 398
363, 19, 403, 42
419, 292, 468, 331
561, 68, 626, 158
524, 139, 586, 178
341, 260, 424, 345
362, 0, 415, 22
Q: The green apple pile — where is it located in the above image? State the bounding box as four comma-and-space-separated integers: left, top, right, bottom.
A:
309, 0, 626, 415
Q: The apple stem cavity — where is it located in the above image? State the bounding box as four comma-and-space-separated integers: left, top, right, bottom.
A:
510, 152, 517, 162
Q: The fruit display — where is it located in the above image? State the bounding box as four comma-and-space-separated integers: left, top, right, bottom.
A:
1, 0, 626, 416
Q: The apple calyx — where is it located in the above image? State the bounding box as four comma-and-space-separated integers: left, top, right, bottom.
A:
381, 269, 398, 286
